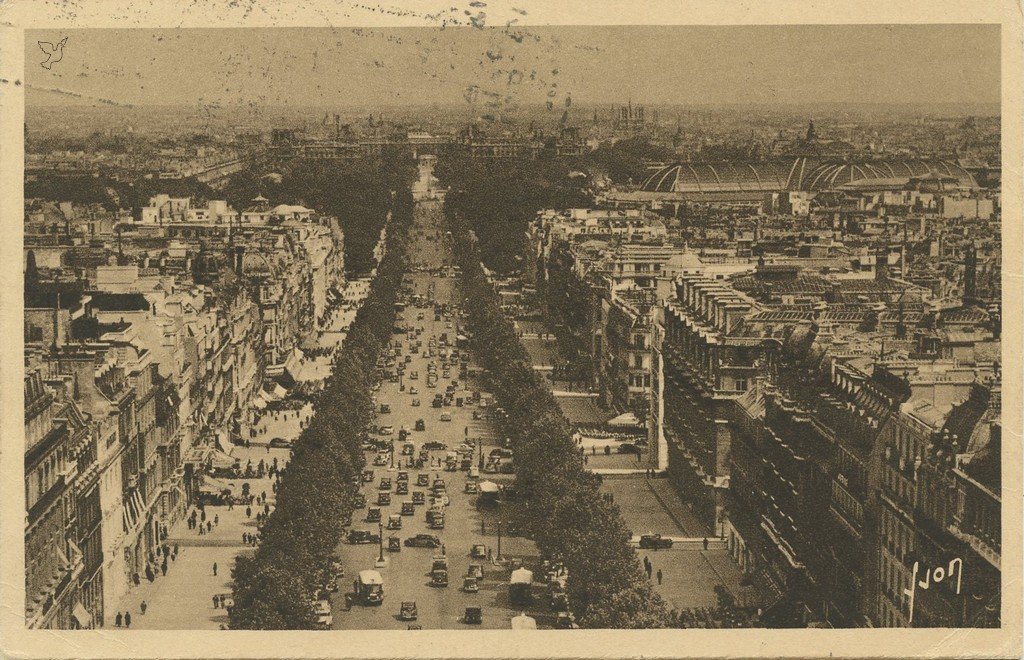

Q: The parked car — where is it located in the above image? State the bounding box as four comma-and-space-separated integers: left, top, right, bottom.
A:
617, 443, 640, 455
404, 534, 442, 548
377, 493, 391, 506
315, 597, 332, 628
412, 491, 425, 505
378, 426, 394, 435
639, 533, 674, 549
411, 398, 421, 407
464, 606, 482, 624
396, 482, 409, 495
388, 536, 402, 552
415, 419, 426, 431
416, 474, 430, 487
401, 501, 415, 516
379, 478, 392, 491
366, 507, 381, 523
470, 544, 487, 559
423, 441, 446, 451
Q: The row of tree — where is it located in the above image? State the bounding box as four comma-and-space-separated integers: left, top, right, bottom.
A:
224, 152, 416, 276
447, 216, 667, 628
229, 187, 413, 629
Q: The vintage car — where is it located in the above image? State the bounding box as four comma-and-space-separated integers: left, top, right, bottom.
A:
398, 601, 418, 621
347, 529, 380, 545
403, 534, 442, 549
638, 533, 674, 550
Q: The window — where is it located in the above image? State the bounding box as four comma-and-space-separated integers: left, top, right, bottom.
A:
735, 378, 748, 392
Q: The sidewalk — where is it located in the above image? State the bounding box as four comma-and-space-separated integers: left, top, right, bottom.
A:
110, 442, 292, 629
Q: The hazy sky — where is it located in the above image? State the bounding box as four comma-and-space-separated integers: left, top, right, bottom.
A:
26, 25, 1000, 109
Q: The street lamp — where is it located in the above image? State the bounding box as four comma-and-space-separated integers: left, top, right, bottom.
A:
377, 521, 385, 563
496, 519, 503, 562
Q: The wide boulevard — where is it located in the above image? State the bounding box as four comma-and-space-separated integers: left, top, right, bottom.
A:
329, 172, 541, 630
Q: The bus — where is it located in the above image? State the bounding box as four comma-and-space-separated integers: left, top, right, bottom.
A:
354, 570, 384, 605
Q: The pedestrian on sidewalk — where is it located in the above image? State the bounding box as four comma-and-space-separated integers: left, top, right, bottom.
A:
703, 537, 709, 551
246, 506, 252, 518
207, 521, 212, 533
214, 515, 219, 527
481, 521, 486, 534
173, 543, 179, 557
201, 510, 206, 524
213, 562, 218, 576
115, 612, 122, 627
199, 525, 205, 536
124, 612, 131, 628
161, 560, 168, 576
657, 569, 663, 585
140, 601, 147, 615
646, 563, 652, 579
212, 595, 219, 609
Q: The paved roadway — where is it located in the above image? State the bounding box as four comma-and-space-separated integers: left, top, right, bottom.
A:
329, 197, 541, 630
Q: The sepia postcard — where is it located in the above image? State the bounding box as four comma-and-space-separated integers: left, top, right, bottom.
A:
0, 1, 1020, 658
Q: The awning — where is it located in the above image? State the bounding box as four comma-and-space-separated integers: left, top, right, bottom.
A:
72, 602, 92, 629
122, 489, 145, 533
607, 412, 642, 427
208, 450, 237, 469
199, 478, 235, 494
272, 369, 297, 390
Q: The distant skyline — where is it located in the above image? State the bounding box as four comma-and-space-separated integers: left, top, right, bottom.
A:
26, 25, 1000, 110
